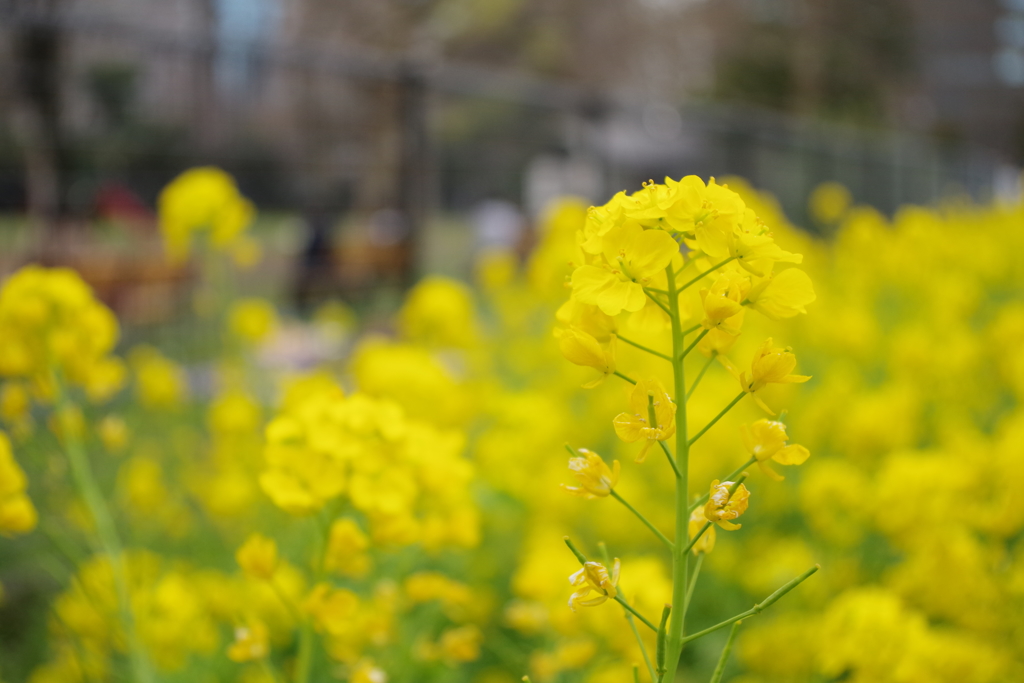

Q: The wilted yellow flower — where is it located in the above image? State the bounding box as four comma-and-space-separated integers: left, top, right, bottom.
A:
236, 533, 278, 580
228, 298, 278, 345
571, 224, 679, 316
557, 327, 616, 388
703, 479, 750, 531
612, 378, 675, 462
226, 619, 269, 662
568, 559, 620, 611
688, 507, 716, 554
561, 448, 619, 499
740, 419, 810, 481
733, 338, 811, 414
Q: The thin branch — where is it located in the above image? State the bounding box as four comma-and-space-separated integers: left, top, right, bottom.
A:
614, 370, 638, 385
678, 329, 709, 361
676, 257, 738, 293
681, 565, 820, 646
709, 620, 743, 683
611, 489, 673, 550
688, 392, 745, 447
686, 354, 717, 400
657, 441, 682, 479
625, 601, 657, 682
643, 287, 673, 317
615, 595, 659, 631
683, 552, 704, 617
618, 334, 673, 362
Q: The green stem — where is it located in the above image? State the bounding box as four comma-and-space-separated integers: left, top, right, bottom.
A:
53, 373, 155, 683
688, 392, 745, 447
681, 565, 819, 646
614, 370, 638, 385
709, 620, 742, 683
295, 514, 331, 683
664, 262, 689, 682
618, 334, 673, 362
610, 489, 673, 550
677, 257, 737, 293
688, 457, 757, 513
678, 329, 709, 361
686, 354, 717, 400
684, 552, 704, 617
681, 323, 701, 337
625, 602, 657, 683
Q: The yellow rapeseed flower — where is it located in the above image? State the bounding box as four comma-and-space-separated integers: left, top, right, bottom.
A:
226, 619, 269, 662
740, 419, 810, 481
688, 507, 716, 554
0, 430, 37, 536
235, 533, 278, 580
744, 268, 816, 320
703, 479, 751, 531
570, 223, 679, 316
568, 559, 620, 611
612, 378, 676, 462
557, 327, 616, 388
732, 338, 811, 414
561, 448, 620, 499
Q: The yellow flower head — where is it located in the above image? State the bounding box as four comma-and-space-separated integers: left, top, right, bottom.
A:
571, 224, 679, 316
745, 268, 816, 321
227, 298, 278, 345
158, 166, 254, 262
734, 338, 811, 414
0, 266, 122, 398
226, 619, 269, 662
235, 533, 278, 580
727, 207, 803, 276
700, 271, 748, 334
0, 430, 37, 536
703, 479, 751, 531
688, 507, 716, 555
350, 660, 388, 683
568, 559, 620, 611
561, 448, 620, 499
740, 419, 811, 481
612, 378, 676, 462
97, 415, 129, 453
557, 327, 616, 388
324, 518, 371, 577
438, 624, 483, 663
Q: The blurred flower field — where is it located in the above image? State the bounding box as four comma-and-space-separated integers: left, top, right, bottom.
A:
1, 168, 1023, 683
